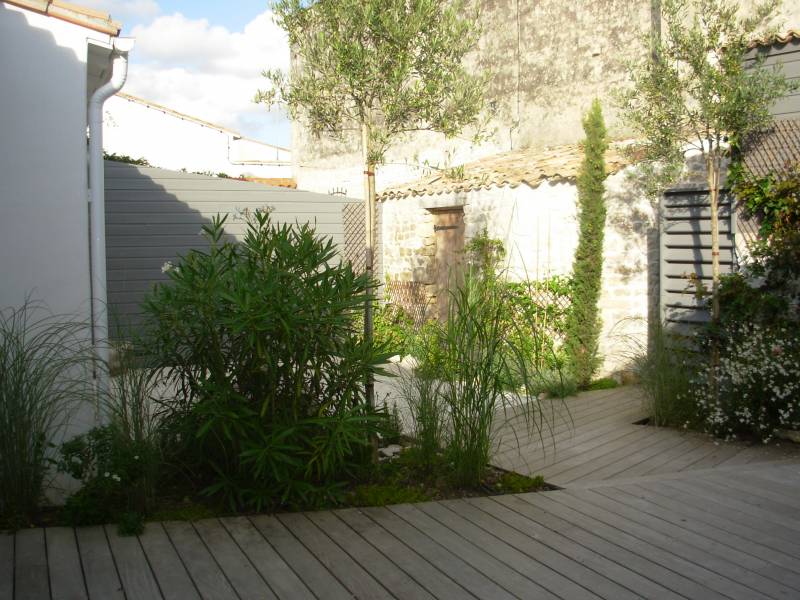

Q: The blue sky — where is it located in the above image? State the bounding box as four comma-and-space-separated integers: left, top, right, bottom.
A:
84, 0, 291, 147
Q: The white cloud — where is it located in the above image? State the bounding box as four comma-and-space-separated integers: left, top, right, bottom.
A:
122, 10, 290, 145
80, 0, 160, 24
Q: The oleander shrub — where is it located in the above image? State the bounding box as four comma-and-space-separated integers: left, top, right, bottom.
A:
140, 211, 387, 510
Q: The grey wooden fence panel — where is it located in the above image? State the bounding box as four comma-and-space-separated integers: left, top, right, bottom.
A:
659, 185, 738, 331
104, 161, 355, 334
744, 38, 800, 120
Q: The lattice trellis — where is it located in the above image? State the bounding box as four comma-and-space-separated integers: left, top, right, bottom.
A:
384, 280, 430, 329
342, 203, 366, 274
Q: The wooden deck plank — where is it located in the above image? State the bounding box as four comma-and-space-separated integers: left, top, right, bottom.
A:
193, 519, 275, 600
647, 480, 800, 558
418, 500, 600, 600
162, 520, 239, 600
542, 427, 665, 483
75, 526, 125, 600
495, 396, 645, 464
518, 492, 747, 600
609, 436, 706, 479
663, 478, 800, 532
1, 532, 13, 600
138, 522, 201, 600
476, 495, 671, 600
389, 502, 558, 600
46, 527, 88, 600
495, 388, 642, 453
248, 514, 353, 600
593, 485, 800, 586
305, 509, 435, 600
492, 494, 690, 600
335, 507, 475, 600
361, 505, 516, 600
552, 489, 798, 599
14, 528, 49, 600
220, 517, 313, 600
560, 428, 693, 483
105, 526, 163, 600
443, 498, 636, 600
494, 389, 643, 455
704, 470, 800, 510
276, 512, 392, 600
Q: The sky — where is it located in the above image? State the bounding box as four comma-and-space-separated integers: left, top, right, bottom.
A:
83, 1, 292, 147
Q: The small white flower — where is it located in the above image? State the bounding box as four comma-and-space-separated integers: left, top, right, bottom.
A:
133, 455, 139, 460
103, 471, 110, 478
161, 261, 174, 273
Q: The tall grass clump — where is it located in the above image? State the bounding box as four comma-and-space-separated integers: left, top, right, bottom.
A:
0, 300, 91, 526
631, 321, 695, 427
434, 270, 553, 488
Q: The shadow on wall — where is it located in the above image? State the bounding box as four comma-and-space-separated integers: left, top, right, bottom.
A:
0, 3, 93, 318
604, 167, 661, 329
104, 161, 237, 339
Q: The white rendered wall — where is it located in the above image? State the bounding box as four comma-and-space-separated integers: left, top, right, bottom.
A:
379, 169, 657, 376
103, 95, 292, 179
0, 3, 101, 319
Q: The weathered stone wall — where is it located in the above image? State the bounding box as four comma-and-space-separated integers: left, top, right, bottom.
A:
293, 0, 653, 197
378, 169, 657, 376
292, 1, 800, 199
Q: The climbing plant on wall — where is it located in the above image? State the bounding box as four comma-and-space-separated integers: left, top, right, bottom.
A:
564, 99, 608, 388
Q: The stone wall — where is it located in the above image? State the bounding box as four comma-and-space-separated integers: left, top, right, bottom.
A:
378, 168, 657, 376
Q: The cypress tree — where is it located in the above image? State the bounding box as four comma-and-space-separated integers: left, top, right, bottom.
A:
565, 99, 608, 388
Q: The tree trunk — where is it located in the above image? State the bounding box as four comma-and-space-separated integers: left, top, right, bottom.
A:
361, 121, 376, 409
706, 153, 721, 323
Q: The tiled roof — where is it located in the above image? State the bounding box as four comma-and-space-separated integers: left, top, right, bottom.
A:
7, 0, 121, 35
377, 141, 631, 200
749, 29, 800, 48
740, 118, 800, 179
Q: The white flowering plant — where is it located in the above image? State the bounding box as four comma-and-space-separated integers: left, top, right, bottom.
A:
689, 322, 800, 442
56, 424, 156, 530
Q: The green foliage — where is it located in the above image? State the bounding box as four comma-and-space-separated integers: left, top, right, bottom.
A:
348, 483, 431, 507
0, 300, 92, 527
564, 100, 608, 388
140, 210, 387, 510
116, 512, 144, 536
56, 423, 159, 527
431, 271, 554, 488
618, 0, 796, 195
373, 303, 415, 357
397, 367, 446, 474
587, 377, 619, 391
691, 322, 800, 442
631, 322, 696, 428
728, 164, 800, 315
533, 369, 578, 399
494, 472, 546, 494
260, 0, 486, 163
103, 151, 150, 166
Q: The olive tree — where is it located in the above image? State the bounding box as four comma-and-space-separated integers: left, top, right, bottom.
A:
618, 0, 795, 322
257, 0, 486, 404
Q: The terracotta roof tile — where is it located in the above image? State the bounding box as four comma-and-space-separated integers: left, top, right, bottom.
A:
749, 29, 800, 48
7, 0, 122, 35
377, 141, 631, 200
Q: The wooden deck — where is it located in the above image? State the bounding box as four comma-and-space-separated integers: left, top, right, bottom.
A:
493, 386, 800, 486
4, 387, 800, 599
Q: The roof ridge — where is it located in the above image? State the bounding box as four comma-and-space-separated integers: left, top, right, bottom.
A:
6, 0, 122, 35
115, 93, 291, 152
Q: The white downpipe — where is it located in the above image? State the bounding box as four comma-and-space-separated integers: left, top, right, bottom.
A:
88, 40, 133, 370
